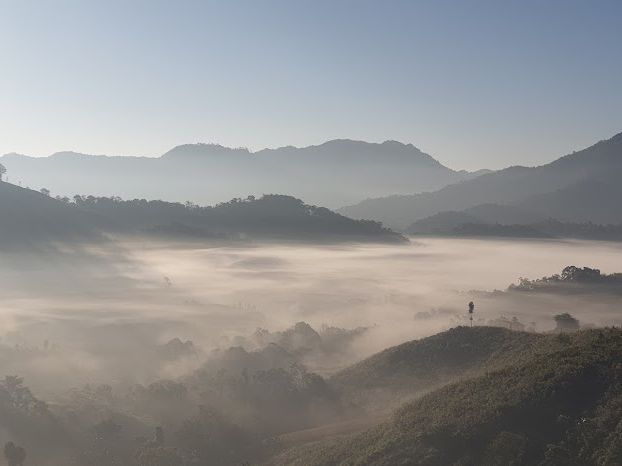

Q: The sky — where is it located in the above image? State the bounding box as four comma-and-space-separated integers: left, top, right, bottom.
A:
1, 0, 621, 170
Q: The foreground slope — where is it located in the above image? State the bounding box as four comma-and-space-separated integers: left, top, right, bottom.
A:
340, 132, 622, 229
330, 327, 542, 407
274, 328, 622, 465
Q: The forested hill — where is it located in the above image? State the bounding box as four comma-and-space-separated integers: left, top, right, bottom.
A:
0, 181, 102, 247
72, 194, 406, 243
408, 216, 622, 242
0, 184, 405, 246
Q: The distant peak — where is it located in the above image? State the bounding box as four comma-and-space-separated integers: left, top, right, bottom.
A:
609, 131, 622, 142
317, 138, 417, 150
381, 139, 409, 147
50, 151, 95, 158
314, 139, 371, 148
161, 143, 251, 158
548, 129, 622, 168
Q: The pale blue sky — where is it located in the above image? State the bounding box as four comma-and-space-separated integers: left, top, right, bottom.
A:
1, 0, 621, 169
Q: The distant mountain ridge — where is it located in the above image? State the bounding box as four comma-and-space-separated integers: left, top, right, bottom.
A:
0, 139, 480, 209
339, 132, 622, 229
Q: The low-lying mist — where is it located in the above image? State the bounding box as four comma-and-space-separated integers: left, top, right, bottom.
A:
3, 236, 622, 396
3, 236, 622, 465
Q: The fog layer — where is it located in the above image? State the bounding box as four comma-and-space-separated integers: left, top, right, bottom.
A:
2, 237, 622, 396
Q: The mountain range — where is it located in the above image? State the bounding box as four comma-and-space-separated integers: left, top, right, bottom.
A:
4, 131, 621, 237
340, 132, 622, 230
0, 140, 484, 209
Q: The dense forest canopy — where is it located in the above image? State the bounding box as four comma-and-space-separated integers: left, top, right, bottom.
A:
509, 266, 622, 294
0, 180, 405, 248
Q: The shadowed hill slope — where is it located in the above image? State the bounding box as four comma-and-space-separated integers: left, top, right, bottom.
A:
340, 132, 622, 229
0, 182, 102, 247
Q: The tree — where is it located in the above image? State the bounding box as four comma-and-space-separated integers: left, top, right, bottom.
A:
468, 301, 475, 327
4, 442, 26, 466
554, 313, 580, 332
0, 163, 6, 181
561, 266, 601, 282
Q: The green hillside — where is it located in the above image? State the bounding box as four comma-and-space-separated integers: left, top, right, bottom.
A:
274, 328, 622, 465
330, 327, 543, 407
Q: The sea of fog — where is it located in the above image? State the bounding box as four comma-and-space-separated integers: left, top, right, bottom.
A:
1, 237, 621, 393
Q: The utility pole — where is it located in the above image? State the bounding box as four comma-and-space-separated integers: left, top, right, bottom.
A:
468, 301, 475, 327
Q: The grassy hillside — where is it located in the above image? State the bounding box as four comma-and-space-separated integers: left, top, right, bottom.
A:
274, 328, 622, 465
330, 327, 543, 407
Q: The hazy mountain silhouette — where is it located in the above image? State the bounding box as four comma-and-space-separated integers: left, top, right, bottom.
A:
407, 204, 546, 235
409, 217, 622, 241
0, 140, 479, 209
340, 132, 622, 229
